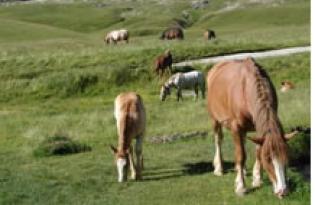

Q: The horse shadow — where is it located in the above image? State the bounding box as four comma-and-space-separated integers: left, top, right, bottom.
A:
142, 161, 235, 181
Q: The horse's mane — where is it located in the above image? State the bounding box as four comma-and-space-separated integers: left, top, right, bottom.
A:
249, 58, 288, 163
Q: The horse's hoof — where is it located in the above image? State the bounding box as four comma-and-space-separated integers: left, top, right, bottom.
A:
235, 188, 247, 196
213, 170, 223, 176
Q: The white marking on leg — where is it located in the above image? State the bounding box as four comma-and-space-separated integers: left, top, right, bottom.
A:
213, 132, 223, 176
235, 165, 246, 196
252, 159, 262, 187
117, 158, 127, 182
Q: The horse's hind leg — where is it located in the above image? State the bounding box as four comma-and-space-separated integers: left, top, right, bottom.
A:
176, 88, 183, 101
200, 82, 205, 99
252, 145, 262, 188
194, 85, 198, 101
135, 137, 143, 180
128, 145, 137, 180
231, 124, 247, 196
213, 120, 224, 176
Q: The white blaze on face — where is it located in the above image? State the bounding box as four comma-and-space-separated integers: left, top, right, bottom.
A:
272, 157, 287, 194
117, 158, 127, 182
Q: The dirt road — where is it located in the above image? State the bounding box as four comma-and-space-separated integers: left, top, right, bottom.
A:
174, 46, 311, 67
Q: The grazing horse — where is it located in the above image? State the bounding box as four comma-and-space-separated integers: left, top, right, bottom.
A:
154, 50, 173, 77
160, 27, 184, 40
207, 58, 295, 198
160, 70, 205, 101
110, 92, 146, 182
105, 29, 129, 45
280, 80, 295, 92
204, 29, 216, 40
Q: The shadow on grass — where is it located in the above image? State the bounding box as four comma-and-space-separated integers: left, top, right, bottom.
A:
143, 161, 235, 181
182, 161, 234, 175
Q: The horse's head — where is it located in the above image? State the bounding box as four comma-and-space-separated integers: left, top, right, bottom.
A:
249, 131, 298, 198
110, 145, 130, 182
160, 85, 171, 101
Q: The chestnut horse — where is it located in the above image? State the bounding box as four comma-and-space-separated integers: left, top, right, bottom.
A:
154, 49, 172, 77
160, 27, 184, 40
207, 58, 294, 198
110, 92, 146, 182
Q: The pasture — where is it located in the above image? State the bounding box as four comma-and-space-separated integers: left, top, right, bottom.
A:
0, 0, 310, 204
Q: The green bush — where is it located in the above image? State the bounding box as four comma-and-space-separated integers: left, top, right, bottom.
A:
33, 133, 91, 157
288, 131, 310, 166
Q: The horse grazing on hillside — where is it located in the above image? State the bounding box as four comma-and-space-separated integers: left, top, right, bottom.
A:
204, 29, 216, 40
105, 29, 129, 45
110, 92, 146, 182
154, 50, 173, 77
207, 58, 296, 198
160, 27, 184, 40
160, 70, 205, 101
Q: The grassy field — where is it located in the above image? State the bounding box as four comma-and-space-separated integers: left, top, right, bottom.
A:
0, 0, 310, 204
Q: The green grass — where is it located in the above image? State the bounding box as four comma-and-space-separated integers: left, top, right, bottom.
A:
0, 0, 310, 204
0, 53, 310, 205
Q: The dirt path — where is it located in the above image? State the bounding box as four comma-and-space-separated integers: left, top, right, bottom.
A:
174, 46, 310, 67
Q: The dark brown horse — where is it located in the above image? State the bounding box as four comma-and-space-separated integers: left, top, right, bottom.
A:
154, 50, 172, 77
204, 29, 216, 40
160, 27, 184, 40
207, 58, 295, 198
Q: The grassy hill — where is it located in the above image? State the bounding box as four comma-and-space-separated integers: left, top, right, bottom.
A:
0, 0, 310, 204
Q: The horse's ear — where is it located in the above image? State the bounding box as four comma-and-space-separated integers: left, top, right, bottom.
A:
284, 130, 299, 141
109, 145, 117, 154
248, 136, 264, 145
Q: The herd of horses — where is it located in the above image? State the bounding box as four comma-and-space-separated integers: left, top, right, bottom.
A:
104, 27, 216, 44
108, 27, 298, 199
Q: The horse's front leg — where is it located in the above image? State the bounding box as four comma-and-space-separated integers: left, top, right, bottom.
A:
135, 137, 143, 180
232, 124, 247, 196
168, 64, 172, 75
252, 145, 262, 188
128, 145, 137, 180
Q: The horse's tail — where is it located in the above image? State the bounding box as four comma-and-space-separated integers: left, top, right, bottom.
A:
251, 59, 288, 163
118, 108, 133, 152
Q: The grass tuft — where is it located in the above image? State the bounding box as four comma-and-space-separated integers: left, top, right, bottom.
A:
33, 132, 91, 157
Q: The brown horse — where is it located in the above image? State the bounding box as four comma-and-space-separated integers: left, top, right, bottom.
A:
110, 92, 146, 182
154, 49, 172, 77
160, 27, 184, 40
207, 58, 295, 198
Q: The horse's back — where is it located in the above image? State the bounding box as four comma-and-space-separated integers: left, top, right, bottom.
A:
207, 59, 261, 124
115, 92, 146, 135
184, 71, 204, 83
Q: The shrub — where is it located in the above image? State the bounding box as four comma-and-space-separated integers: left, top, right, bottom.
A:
33, 133, 91, 157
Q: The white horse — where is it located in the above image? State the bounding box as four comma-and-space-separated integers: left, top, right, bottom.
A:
105, 29, 129, 44
160, 71, 205, 101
